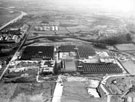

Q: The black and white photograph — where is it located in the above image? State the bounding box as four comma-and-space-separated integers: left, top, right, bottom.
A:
0, 0, 135, 102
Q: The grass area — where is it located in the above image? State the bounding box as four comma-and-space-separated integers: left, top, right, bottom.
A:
115, 43, 135, 51
0, 8, 20, 27
11, 82, 56, 102
0, 83, 17, 102
0, 82, 55, 102
122, 61, 135, 75
62, 81, 106, 102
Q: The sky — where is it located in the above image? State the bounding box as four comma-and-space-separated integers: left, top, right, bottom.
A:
1, 0, 135, 17
33, 0, 134, 17
54, 0, 134, 14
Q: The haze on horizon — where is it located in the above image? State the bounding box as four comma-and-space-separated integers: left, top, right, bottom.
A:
3, 0, 134, 17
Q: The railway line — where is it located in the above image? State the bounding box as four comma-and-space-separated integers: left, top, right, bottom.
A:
0, 26, 30, 80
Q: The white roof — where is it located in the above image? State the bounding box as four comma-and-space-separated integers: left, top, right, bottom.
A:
88, 88, 100, 98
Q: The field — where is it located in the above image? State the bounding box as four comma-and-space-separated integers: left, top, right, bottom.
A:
122, 61, 135, 75
0, 82, 56, 102
0, 8, 20, 27
115, 43, 135, 51
62, 81, 106, 102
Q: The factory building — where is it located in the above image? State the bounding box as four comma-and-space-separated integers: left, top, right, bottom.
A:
56, 45, 124, 74
8, 46, 56, 75
76, 61, 123, 74
7, 44, 125, 80
57, 45, 77, 72
77, 45, 96, 59
20, 46, 54, 60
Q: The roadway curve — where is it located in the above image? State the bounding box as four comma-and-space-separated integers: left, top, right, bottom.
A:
100, 73, 131, 102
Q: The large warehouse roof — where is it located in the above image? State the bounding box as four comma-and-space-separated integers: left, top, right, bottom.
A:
77, 62, 123, 74
77, 45, 96, 58
21, 46, 54, 60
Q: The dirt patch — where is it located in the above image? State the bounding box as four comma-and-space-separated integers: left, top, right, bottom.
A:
10, 82, 56, 102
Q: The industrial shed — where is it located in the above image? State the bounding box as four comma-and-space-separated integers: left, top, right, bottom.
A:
77, 45, 96, 59
77, 62, 123, 74
20, 46, 54, 60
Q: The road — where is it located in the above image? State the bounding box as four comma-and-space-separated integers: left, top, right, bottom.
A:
52, 75, 63, 102
0, 26, 30, 80
0, 6, 28, 80
100, 73, 131, 102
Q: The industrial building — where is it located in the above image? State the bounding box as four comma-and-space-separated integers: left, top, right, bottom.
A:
5, 44, 126, 83
56, 45, 124, 74
0, 25, 28, 43
20, 46, 54, 60
77, 62, 123, 74
58, 45, 76, 52
77, 45, 96, 59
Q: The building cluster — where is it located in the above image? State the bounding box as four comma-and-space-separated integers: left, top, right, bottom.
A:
0, 24, 29, 43
0, 28, 22, 43
8, 46, 55, 74
5, 44, 135, 102
34, 21, 59, 31
7, 44, 126, 79
56, 45, 124, 74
